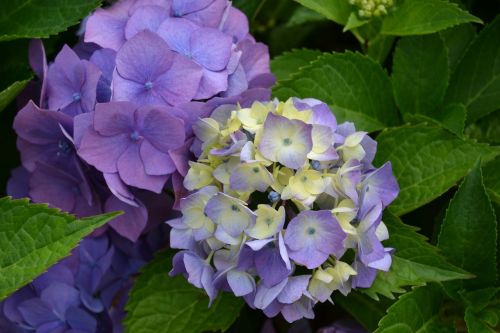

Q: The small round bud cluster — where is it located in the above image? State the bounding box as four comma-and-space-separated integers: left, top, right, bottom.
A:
168, 98, 400, 322
349, 0, 394, 18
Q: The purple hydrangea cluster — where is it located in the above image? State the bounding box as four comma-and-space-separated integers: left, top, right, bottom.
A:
4, 0, 273, 331
11, 0, 272, 241
168, 98, 399, 322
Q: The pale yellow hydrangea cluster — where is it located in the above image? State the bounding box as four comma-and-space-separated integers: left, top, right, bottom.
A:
174, 98, 398, 309
184, 99, 368, 212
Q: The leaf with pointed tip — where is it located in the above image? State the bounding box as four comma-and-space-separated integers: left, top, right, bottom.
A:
437, 161, 497, 291
293, 0, 351, 25
0, 79, 31, 112
0, 197, 119, 300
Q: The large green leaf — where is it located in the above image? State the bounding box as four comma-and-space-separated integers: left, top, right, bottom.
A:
124, 251, 244, 333
437, 161, 497, 290
391, 34, 461, 132
373, 124, 499, 215
293, 0, 351, 25
0, 0, 101, 41
439, 24, 476, 73
483, 156, 500, 204
391, 34, 448, 114
274, 52, 399, 132
271, 49, 323, 82
0, 197, 119, 300
375, 284, 454, 333
380, 0, 481, 36
362, 212, 470, 300
0, 79, 31, 112
444, 16, 500, 123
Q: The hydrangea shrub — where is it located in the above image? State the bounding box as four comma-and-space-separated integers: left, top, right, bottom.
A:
0, 0, 499, 332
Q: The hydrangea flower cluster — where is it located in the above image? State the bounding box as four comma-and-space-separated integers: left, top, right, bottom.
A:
349, 0, 394, 18
168, 98, 399, 322
11, 0, 272, 241
3, 0, 273, 331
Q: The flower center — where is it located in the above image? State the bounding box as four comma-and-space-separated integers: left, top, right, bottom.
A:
58, 139, 73, 156
231, 204, 240, 212
72, 92, 81, 101
130, 130, 141, 142
252, 167, 260, 173
310, 160, 321, 170
282, 138, 292, 146
71, 186, 81, 195
307, 227, 316, 235
144, 81, 154, 90
268, 191, 280, 203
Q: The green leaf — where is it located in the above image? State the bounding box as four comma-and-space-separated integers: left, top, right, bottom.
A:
270, 49, 323, 82
437, 160, 497, 290
333, 291, 394, 332
444, 16, 500, 123
274, 52, 400, 132
293, 0, 352, 25
483, 156, 500, 205
461, 288, 499, 312
391, 34, 449, 116
366, 35, 396, 64
362, 212, 470, 300
0, 79, 31, 112
0, 0, 101, 41
373, 124, 500, 215
124, 251, 244, 333
376, 284, 454, 333
380, 0, 481, 36
0, 197, 119, 300
392, 34, 460, 132
465, 310, 498, 333
439, 24, 476, 73
465, 110, 500, 146
344, 13, 370, 32
286, 6, 327, 27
